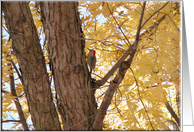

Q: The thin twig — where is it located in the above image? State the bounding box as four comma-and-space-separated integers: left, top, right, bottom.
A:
9, 59, 23, 83
112, 97, 122, 117
106, 2, 131, 47
140, 2, 170, 29
135, 2, 147, 44
130, 67, 154, 130
141, 46, 158, 62
159, 11, 180, 32
3, 26, 10, 35
2, 120, 21, 123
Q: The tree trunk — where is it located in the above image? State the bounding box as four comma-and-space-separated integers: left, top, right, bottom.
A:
40, 1, 97, 130
2, 1, 61, 130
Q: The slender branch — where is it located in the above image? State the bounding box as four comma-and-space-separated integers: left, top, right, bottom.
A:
130, 67, 154, 130
159, 11, 180, 32
5, 52, 23, 84
133, 1, 147, 49
139, 14, 167, 38
113, 94, 122, 117
9, 59, 23, 83
2, 120, 21, 123
106, 2, 131, 46
3, 26, 10, 35
140, 1, 170, 29
2, 90, 9, 93
61, 30, 123, 49
8, 63, 29, 130
165, 102, 180, 126
141, 46, 158, 62
119, 19, 130, 28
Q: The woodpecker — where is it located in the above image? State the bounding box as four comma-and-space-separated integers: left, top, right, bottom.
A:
87, 48, 96, 73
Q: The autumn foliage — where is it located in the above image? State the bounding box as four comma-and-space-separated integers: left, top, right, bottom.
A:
2, 1, 180, 130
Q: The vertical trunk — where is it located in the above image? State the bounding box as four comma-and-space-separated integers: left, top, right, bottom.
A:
2, 2, 61, 130
40, 1, 97, 130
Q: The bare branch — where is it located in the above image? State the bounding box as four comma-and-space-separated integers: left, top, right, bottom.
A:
106, 2, 131, 47
141, 2, 170, 29
8, 63, 29, 130
139, 14, 167, 38
133, 1, 147, 48
2, 90, 9, 93
9, 59, 23, 83
165, 102, 180, 126
130, 67, 154, 130
4, 52, 23, 84
159, 11, 180, 32
2, 120, 21, 123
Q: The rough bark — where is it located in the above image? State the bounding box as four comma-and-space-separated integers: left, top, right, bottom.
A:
40, 1, 97, 130
2, 1, 61, 130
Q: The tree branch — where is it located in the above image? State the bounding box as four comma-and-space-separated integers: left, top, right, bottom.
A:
165, 102, 180, 126
8, 63, 29, 130
2, 120, 21, 123
130, 67, 154, 130
2, 90, 9, 93
95, 4, 167, 89
106, 2, 131, 47
92, 2, 147, 130
139, 14, 166, 38
9, 59, 23, 84
140, 1, 170, 29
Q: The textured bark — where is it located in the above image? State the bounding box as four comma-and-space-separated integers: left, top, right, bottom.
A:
40, 1, 97, 130
2, 2, 61, 130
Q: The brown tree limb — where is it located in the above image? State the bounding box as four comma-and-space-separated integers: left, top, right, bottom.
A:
95, 7, 167, 89
165, 102, 180, 126
4, 51, 23, 84
7, 58, 23, 84
140, 1, 170, 29
8, 63, 29, 131
2, 90, 8, 93
106, 2, 131, 47
140, 14, 166, 38
159, 11, 180, 32
2, 120, 21, 123
92, 2, 147, 130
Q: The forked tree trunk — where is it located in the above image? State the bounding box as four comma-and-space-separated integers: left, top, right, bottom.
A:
2, 1, 61, 130
40, 1, 97, 130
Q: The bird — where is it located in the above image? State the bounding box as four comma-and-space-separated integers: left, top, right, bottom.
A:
87, 48, 96, 74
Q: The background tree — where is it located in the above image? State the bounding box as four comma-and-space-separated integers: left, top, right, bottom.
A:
1, 1, 181, 130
